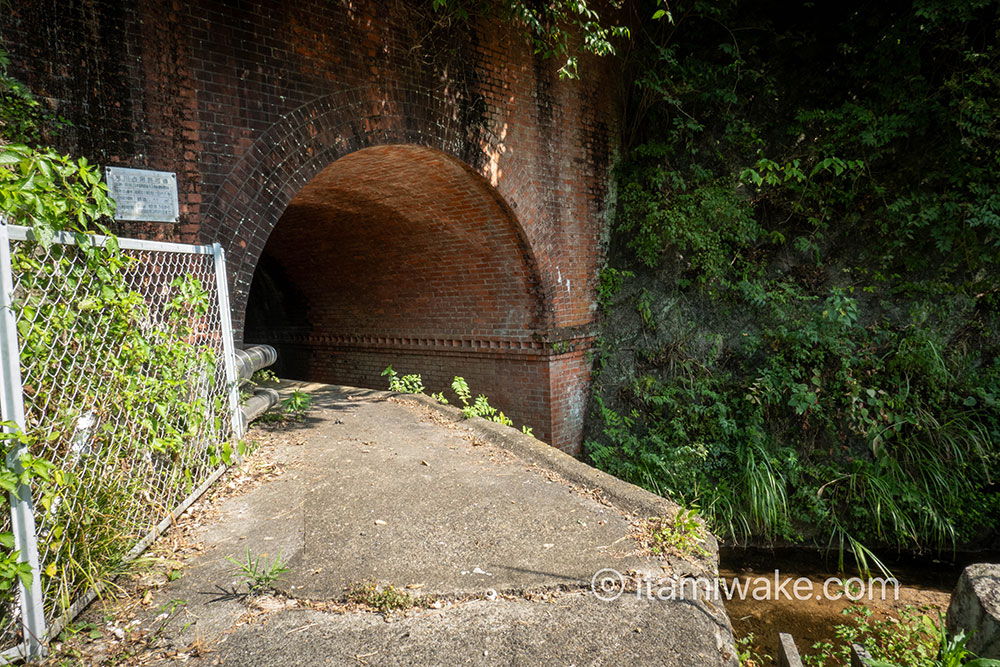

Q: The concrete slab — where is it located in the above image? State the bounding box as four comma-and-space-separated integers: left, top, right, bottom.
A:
197, 592, 735, 666
98, 383, 736, 666
286, 390, 651, 598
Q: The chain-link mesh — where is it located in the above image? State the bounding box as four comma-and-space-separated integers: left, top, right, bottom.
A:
1, 226, 237, 654
0, 507, 13, 652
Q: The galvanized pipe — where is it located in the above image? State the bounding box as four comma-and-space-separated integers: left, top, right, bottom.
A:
240, 387, 281, 431
236, 345, 279, 427
234, 345, 278, 383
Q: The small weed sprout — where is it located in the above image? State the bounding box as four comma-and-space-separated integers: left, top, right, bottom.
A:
380, 368, 534, 434
636, 288, 656, 331
381, 365, 425, 394
347, 580, 414, 615
258, 410, 287, 424
259, 389, 313, 425
227, 548, 290, 596
736, 633, 771, 667
452, 376, 471, 404
250, 368, 278, 386
281, 390, 312, 418
451, 376, 529, 431
597, 266, 634, 314
648, 508, 709, 557
242, 369, 280, 404
452, 377, 513, 426
59, 620, 104, 642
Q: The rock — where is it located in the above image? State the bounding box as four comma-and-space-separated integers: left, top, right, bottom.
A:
946, 563, 1000, 658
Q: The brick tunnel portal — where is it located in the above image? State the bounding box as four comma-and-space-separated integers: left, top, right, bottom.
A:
243, 144, 554, 440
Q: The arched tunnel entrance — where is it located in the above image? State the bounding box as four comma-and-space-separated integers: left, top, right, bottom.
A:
244, 144, 556, 441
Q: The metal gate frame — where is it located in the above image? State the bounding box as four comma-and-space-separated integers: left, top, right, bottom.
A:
0, 221, 242, 661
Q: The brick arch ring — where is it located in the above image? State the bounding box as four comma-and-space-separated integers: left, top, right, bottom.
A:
199, 83, 553, 341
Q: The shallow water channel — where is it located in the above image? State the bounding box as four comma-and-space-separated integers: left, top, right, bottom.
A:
718, 547, 995, 663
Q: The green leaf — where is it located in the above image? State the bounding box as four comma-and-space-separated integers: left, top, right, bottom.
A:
0, 150, 21, 166
77, 296, 100, 311
31, 221, 55, 249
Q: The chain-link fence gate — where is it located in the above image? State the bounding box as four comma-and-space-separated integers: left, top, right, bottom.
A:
0, 220, 242, 662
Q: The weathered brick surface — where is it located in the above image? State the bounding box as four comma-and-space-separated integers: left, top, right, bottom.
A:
2, 0, 620, 453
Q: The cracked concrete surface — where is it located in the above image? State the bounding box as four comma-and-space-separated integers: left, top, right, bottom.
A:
125, 383, 737, 666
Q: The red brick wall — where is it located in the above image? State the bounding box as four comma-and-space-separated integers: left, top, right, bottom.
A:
2, 0, 619, 454
548, 348, 596, 453
276, 342, 554, 441
253, 144, 544, 340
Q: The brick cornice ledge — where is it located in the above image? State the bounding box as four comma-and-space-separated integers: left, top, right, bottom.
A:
259, 329, 598, 358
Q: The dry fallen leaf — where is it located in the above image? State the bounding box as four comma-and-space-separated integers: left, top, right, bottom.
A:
405, 583, 425, 590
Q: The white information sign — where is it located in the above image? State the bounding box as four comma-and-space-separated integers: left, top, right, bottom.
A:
106, 167, 179, 223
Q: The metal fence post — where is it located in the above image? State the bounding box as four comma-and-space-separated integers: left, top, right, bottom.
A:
0, 222, 47, 661
212, 243, 243, 443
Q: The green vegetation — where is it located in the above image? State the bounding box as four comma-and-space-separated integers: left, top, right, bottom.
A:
227, 548, 290, 596
0, 48, 67, 147
431, 0, 629, 79
3, 193, 225, 609
804, 606, 1000, 667
280, 389, 313, 419
587, 0, 1000, 565
597, 267, 634, 315
0, 433, 54, 594
247, 374, 313, 425
646, 508, 708, 558
451, 376, 513, 426
382, 365, 426, 394
241, 368, 278, 403
346, 580, 415, 615
1, 47, 235, 618
381, 366, 533, 434
250, 368, 278, 385
736, 633, 771, 667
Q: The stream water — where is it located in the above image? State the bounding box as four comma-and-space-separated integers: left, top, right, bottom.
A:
718, 547, 998, 663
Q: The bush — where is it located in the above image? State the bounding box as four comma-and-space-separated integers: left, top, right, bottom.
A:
586, 0, 1000, 562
